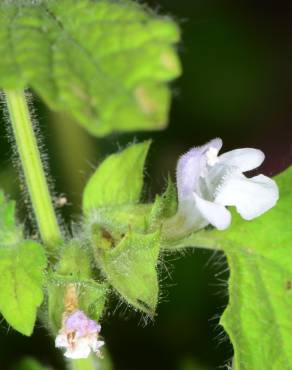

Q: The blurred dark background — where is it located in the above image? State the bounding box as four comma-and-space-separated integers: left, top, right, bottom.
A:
0, 1, 291, 370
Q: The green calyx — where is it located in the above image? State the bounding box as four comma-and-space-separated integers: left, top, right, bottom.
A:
48, 241, 107, 333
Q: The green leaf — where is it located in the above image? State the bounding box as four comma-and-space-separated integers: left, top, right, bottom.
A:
84, 178, 177, 251
94, 230, 160, 315
83, 141, 151, 212
217, 168, 292, 370
148, 178, 177, 230
0, 190, 46, 336
88, 204, 152, 242
163, 168, 292, 369
0, 241, 47, 336
13, 358, 52, 370
0, 0, 181, 136
0, 191, 22, 245
57, 241, 92, 279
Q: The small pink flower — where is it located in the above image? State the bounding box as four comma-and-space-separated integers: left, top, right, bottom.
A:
55, 310, 104, 359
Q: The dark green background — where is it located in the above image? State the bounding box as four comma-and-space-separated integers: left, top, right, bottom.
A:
0, 1, 291, 369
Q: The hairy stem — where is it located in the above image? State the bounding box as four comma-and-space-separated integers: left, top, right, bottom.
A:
4, 89, 62, 248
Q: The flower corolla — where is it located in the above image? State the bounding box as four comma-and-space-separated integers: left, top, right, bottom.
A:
174, 138, 278, 232
55, 310, 104, 359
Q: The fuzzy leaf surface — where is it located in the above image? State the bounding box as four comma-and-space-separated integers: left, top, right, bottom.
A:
218, 168, 292, 370
0, 241, 47, 336
89, 204, 152, 242
148, 178, 177, 230
83, 141, 151, 212
95, 230, 160, 315
163, 168, 292, 370
0, 0, 181, 136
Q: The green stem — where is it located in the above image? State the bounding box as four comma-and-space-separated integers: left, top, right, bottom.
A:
70, 357, 96, 370
4, 89, 62, 247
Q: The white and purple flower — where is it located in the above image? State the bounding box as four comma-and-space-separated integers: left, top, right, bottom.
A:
55, 310, 104, 359
168, 138, 279, 234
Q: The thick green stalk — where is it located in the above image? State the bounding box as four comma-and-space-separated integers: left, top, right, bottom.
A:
5, 89, 62, 247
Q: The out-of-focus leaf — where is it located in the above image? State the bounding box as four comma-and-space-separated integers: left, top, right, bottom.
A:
71, 350, 114, 370
13, 358, 52, 370
83, 141, 151, 213
0, 0, 181, 136
0, 191, 22, 245
179, 358, 211, 370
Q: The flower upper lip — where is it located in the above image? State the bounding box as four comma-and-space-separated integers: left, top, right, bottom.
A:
174, 138, 279, 232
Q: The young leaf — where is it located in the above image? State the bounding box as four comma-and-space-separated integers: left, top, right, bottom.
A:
83, 141, 151, 213
0, 241, 47, 336
56, 241, 92, 279
84, 179, 177, 248
148, 178, 177, 230
88, 204, 152, 242
94, 230, 160, 315
0, 0, 181, 136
